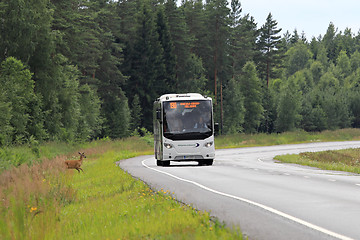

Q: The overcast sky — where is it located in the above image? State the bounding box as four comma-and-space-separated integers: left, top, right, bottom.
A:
240, 0, 360, 39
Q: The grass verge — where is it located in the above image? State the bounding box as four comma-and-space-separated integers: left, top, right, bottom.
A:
0, 137, 243, 239
59, 150, 242, 239
274, 148, 360, 174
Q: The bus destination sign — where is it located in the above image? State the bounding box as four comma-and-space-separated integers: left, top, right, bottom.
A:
180, 102, 200, 108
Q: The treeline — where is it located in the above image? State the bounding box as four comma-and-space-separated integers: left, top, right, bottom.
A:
1, 0, 360, 145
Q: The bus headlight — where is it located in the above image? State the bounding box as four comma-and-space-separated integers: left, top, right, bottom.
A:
205, 141, 213, 147
164, 143, 173, 149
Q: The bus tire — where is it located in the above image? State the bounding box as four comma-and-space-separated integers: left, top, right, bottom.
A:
206, 159, 213, 165
157, 160, 170, 167
198, 159, 213, 166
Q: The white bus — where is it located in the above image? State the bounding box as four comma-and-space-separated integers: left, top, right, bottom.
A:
153, 93, 215, 166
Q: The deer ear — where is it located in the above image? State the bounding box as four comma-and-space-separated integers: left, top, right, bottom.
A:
78, 152, 81, 154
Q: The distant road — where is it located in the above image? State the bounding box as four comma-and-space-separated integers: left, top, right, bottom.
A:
119, 142, 360, 240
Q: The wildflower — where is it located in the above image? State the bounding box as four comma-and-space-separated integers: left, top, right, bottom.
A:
30, 207, 37, 213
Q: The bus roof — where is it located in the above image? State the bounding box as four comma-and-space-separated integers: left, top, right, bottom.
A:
157, 93, 211, 102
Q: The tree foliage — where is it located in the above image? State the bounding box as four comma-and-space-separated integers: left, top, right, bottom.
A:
2, 0, 360, 145
0, 57, 35, 144
223, 76, 244, 134
239, 62, 264, 133
256, 13, 283, 87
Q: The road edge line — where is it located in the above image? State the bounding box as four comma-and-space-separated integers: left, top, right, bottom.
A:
142, 158, 354, 240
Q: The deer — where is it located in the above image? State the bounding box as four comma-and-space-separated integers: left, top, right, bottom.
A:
65, 152, 86, 173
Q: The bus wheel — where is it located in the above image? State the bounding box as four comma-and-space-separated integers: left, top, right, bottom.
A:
199, 159, 213, 166
206, 159, 214, 165
157, 160, 170, 167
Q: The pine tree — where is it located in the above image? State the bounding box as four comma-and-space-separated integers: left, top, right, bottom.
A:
51, 0, 103, 85
156, 6, 176, 93
256, 13, 283, 87
95, 1, 127, 89
230, 13, 258, 76
336, 50, 351, 81
350, 50, 360, 72
229, 0, 242, 77
239, 62, 264, 133
165, 0, 206, 92
322, 22, 338, 63
275, 76, 302, 132
124, 0, 166, 130
77, 84, 102, 140
182, 0, 207, 58
102, 89, 131, 138
223, 76, 244, 134
204, 0, 231, 98
57, 59, 81, 141
337, 28, 355, 55
258, 86, 276, 133
320, 88, 352, 129
130, 94, 142, 133
182, 54, 208, 92
317, 43, 329, 68
301, 90, 327, 131
0, 0, 51, 63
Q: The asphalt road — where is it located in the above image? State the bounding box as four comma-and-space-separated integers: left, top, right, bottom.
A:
119, 141, 360, 240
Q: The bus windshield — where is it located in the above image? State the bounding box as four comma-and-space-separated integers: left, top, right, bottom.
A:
163, 100, 212, 140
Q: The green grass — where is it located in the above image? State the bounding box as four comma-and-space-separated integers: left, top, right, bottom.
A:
59, 150, 242, 239
0, 137, 243, 240
275, 148, 360, 174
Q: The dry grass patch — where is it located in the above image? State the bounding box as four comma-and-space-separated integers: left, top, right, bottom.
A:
275, 148, 360, 174
0, 155, 76, 239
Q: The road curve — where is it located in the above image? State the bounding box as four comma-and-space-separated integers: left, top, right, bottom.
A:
119, 141, 360, 240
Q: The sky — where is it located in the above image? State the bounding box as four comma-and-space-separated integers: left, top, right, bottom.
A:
240, 0, 360, 39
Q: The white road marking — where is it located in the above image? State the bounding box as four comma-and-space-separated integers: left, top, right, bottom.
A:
356, 184, 360, 187
142, 158, 354, 240
304, 176, 310, 179
328, 179, 336, 182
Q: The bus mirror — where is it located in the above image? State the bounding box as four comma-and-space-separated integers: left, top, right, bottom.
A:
214, 123, 219, 135
156, 110, 161, 120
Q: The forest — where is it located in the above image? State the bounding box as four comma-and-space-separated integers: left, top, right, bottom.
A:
2, 0, 360, 145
